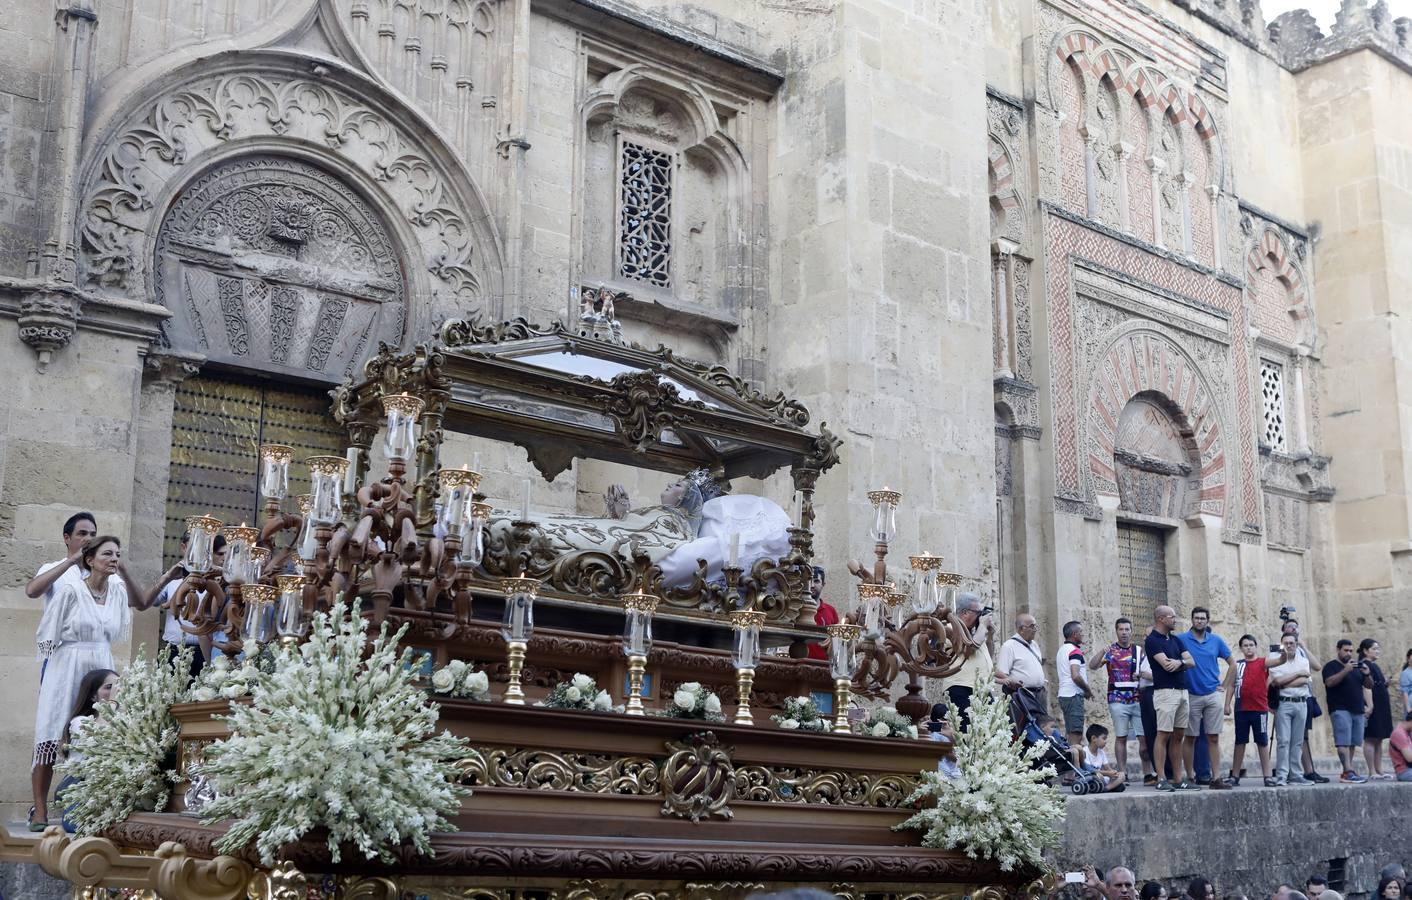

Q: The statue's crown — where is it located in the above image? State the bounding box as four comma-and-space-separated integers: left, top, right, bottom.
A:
684, 467, 726, 502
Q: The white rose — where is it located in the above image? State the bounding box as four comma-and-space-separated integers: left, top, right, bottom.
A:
219, 684, 244, 700
448, 659, 468, 676
871, 722, 890, 737
593, 690, 612, 710
431, 668, 455, 692
704, 694, 722, 715
907, 725, 919, 738
679, 681, 701, 693
795, 696, 812, 707
780, 718, 800, 730
464, 671, 489, 697
572, 673, 594, 690
210, 655, 229, 672
193, 687, 218, 702
673, 689, 697, 711
565, 686, 582, 702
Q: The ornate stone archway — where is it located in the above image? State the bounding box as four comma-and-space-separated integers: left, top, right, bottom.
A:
154, 154, 406, 380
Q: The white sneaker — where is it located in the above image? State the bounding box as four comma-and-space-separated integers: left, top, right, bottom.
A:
1288, 775, 1312, 785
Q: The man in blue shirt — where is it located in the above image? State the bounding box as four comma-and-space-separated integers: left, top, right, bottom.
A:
1180, 606, 1233, 789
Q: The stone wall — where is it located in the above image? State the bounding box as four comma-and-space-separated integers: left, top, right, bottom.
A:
1056, 783, 1412, 898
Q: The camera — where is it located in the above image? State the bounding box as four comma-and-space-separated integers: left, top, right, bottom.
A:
1278, 605, 1297, 622
980, 606, 995, 617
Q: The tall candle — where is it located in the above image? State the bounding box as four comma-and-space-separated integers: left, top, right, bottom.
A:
472, 451, 481, 473
728, 532, 740, 568
343, 448, 359, 495
793, 492, 804, 528
299, 521, 317, 561
520, 479, 531, 521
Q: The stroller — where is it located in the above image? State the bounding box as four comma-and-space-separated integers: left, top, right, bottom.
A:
1020, 719, 1107, 795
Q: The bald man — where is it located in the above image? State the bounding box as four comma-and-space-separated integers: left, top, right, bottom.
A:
995, 613, 1048, 724
1143, 605, 1196, 791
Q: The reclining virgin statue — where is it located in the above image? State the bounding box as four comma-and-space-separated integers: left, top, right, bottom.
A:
486, 469, 792, 589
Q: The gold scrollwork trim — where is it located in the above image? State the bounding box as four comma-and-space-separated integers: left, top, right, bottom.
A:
455, 747, 661, 795
732, 766, 918, 808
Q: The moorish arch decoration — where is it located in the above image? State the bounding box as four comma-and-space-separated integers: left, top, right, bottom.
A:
73, 47, 504, 376
153, 155, 406, 379
1087, 329, 1228, 519
1245, 224, 1311, 347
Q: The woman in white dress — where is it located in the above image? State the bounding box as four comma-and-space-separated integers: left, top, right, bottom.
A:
30, 535, 149, 830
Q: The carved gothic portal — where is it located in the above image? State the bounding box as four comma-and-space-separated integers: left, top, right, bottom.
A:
154, 155, 407, 381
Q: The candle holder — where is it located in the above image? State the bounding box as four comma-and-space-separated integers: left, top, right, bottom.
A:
826, 623, 863, 733
856, 582, 892, 639
381, 393, 424, 479
183, 515, 223, 574
866, 487, 902, 583
459, 500, 492, 567
305, 456, 349, 528
729, 609, 766, 725
436, 467, 482, 553
275, 573, 313, 648
241, 583, 278, 649
260, 444, 293, 521
887, 586, 909, 629
221, 524, 259, 585
620, 591, 659, 716
723, 564, 744, 610
500, 576, 540, 705
295, 494, 316, 565
248, 546, 270, 585
909, 552, 945, 614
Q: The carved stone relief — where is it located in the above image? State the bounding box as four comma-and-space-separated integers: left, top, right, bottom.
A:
154, 155, 405, 380
78, 67, 490, 320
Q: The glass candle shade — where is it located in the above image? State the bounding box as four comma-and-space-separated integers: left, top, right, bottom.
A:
381, 393, 424, 463
295, 494, 315, 562
221, 524, 259, 584
826, 623, 863, 682
248, 546, 270, 585
909, 552, 944, 614
867, 487, 901, 544
241, 584, 278, 645
729, 609, 766, 670
436, 468, 482, 540
887, 588, 909, 629
260, 444, 294, 502
939, 572, 963, 612
305, 456, 349, 526
856, 582, 892, 639
276, 574, 312, 640
500, 577, 539, 643
621, 592, 659, 657
183, 515, 223, 573
459, 501, 491, 567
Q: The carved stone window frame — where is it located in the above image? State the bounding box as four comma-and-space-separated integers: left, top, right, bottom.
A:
612, 131, 678, 292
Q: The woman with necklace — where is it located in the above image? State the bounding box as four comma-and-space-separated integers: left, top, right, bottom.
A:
29, 535, 151, 830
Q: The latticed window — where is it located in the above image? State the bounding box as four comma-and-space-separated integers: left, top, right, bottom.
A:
617, 140, 673, 288
1260, 359, 1287, 451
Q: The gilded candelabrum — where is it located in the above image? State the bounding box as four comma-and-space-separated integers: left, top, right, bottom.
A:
729, 609, 766, 725
621, 591, 659, 716
500, 576, 540, 705
827, 623, 863, 733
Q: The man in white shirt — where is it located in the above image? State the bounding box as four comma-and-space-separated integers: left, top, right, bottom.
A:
936, 593, 996, 728
995, 613, 1048, 724
1055, 620, 1093, 749
25, 512, 98, 682
1268, 632, 1313, 786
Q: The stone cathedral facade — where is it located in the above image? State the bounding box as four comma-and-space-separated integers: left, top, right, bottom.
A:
0, 0, 1409, 804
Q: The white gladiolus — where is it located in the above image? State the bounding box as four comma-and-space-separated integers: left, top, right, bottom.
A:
565, 686, 582, 702
220, 683, 245, 700
193, 687, 218, 702
430, 668, 456, 692
572, 673, 594, 690
908, 725, 919, 738
704, 694, 722, 715
673, 689, 697, 711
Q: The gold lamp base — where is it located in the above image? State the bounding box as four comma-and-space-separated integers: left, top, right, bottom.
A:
832, 677, 852, 734
734, 668, 755, 725
503, 640, 528, 705
626, 654, 647, 716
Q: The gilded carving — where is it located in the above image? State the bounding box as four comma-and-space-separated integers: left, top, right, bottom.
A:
732, 766, 917, 807
660, 732, 735, 823
604, 371, 685, 452
455, 747, 662, 795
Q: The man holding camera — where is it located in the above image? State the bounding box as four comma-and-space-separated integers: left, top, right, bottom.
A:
936, 593, 995, 729
1322, 638, 1372, 782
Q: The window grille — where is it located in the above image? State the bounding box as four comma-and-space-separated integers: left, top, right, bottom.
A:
1260, 359, 1287, 452
617, 140, 673, 288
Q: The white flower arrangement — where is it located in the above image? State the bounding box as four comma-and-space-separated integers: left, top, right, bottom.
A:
659, 681, 725, 722
894, 673, 1063, 872
429, 659, 491, 701
771, 695, 830, 732
59, 644, 194, 835
537, 672, 615, 712
859, 706, 919, 739
195, 601, 470, 865
185, 652, 262, 703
